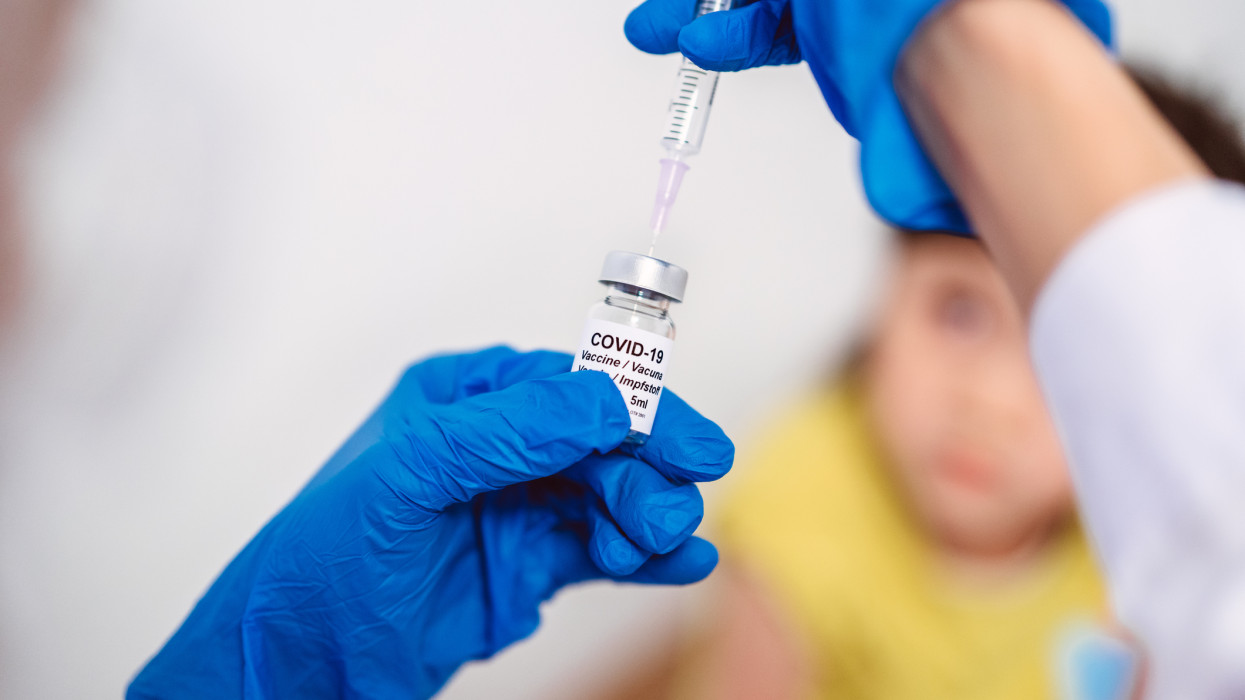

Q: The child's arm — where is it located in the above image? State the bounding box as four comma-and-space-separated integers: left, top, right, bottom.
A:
675, 567, 812, 700
896, 0, 1206, 312
587, 566, 812, 700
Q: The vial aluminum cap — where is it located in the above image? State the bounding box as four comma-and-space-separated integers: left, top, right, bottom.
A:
599, 251, 688, 302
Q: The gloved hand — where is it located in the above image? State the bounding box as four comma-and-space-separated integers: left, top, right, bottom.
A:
127, 346, 733, 699
625, 0, 1112, 233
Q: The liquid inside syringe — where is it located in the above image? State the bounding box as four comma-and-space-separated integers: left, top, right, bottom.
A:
647, 0, 732, 253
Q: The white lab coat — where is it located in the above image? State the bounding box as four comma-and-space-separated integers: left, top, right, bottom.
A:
1032, 179, 1245, 699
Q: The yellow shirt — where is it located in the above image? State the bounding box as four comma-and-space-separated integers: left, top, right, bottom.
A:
717, 384, 1106, 700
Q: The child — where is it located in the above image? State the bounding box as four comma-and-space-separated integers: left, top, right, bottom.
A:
592, 65, 1245, 700
695, 230, 1102, 699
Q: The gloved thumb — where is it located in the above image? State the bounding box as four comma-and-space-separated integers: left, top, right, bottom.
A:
678, 0, 800, 72
384, 370, 632, 513
625, 0, 695, 55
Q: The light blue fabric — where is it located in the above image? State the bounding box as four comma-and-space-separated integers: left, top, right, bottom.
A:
1056, 624, 1140, 700
626, 0, 1113, 233
127, 347, 733, 699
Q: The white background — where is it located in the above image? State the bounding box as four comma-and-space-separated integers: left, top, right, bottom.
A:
0, 0, 1242, 697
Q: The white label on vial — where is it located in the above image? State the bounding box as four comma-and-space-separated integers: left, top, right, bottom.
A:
571, 319, 675, 436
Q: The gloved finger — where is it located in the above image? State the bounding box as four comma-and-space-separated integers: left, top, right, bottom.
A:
568, 453, 703, 555
546, 533, 718, 591
483, 482, 660, 583
586, 500, 651, 576
625, 0, 697, 55
678, 0, 801, 71
472, 515, 715, 655
623, 389, 734, 485
618, 536, 719, 585
387, 370, 631, 512
386, 346, 574, 406
311, 348, 569, 492
859, 94, 970, 233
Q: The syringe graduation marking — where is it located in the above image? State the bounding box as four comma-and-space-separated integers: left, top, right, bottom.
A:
665, 67, 714, 144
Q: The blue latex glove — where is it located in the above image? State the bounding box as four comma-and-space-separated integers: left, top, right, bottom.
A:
127, 347, 733, 699
625, 0, 1112, 233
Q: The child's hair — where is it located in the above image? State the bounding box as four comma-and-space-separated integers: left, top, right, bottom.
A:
1126, 63, 1245, 185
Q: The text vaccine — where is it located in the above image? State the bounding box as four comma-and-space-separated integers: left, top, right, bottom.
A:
572, 251, 687, 445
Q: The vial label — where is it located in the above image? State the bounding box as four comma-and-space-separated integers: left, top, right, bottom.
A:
571, 319, 675, 436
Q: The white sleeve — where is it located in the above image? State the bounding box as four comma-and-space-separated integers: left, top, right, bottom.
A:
1031, 179, 1245, 700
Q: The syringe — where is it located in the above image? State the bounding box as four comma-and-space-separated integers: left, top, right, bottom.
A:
648, 0, 733, 254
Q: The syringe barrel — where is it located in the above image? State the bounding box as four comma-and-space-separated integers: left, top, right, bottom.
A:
694, 0, 732, 16
661, 59, 719, 158
660, 0, 733, 157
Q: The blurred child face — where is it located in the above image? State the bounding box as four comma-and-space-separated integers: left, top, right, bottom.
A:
862, 234, 1072, 559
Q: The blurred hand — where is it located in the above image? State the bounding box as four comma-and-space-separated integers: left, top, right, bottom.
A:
625, 0, 1112, 233
127, 347, 733, 699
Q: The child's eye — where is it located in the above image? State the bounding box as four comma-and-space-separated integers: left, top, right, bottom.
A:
936, 289, 994, 338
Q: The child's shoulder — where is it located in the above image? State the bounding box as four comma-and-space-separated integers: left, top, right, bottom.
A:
717, 380, 914, 569
724, 380, 889, 513
715, 381, 930, 630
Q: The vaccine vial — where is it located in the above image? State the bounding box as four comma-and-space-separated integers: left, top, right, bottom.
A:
571, 251, 688, 445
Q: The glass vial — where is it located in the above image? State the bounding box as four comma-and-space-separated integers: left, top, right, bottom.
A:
571, 251, 688, 445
